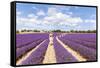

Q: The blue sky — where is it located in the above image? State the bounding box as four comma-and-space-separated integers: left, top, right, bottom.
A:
16, 3, 96, 31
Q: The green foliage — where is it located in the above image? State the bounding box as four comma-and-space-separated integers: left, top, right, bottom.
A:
52, 30, 61, 32
16, 30, 19, 33
33, 30, 40, 32
69, 30, 96, 33
17, 29, 96, 33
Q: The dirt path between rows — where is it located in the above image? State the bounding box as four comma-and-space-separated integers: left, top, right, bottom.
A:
16, 40, 47, 65
43, 33, 56, 64
56, 36, 87, 61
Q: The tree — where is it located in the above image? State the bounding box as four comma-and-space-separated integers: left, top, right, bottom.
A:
70, 30, 74, 33
33, 30, 40, 32
16, 30, 19, 33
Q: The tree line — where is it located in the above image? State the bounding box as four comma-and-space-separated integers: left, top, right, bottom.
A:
16, 29, 96, 33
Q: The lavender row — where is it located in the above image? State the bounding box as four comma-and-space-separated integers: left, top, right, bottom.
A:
59, 36, 96, 49
59, 33, 96, 43
58, 33, 96, 49
21, 39, 49, 65
59, 37, 96, 61
16, 39, 44, 60
16, 33, 49, 48
53, 36, 77, 63
67, 39, 96, 49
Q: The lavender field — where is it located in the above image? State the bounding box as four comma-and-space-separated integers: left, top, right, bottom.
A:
16, 2, 97, 65
16, 32, 97, 65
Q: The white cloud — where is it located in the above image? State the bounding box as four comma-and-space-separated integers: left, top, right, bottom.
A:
17, 7, 91, 30
28, 14, 36, 18
17, 16, 40, 30
84, 19, 96, 30
56, 12, 70, 18
17, 11, 21, 16
43, 7, 83, 27
32, 6, 37, 10
17, 17, 29, 24
37, 10, 45, 16
85, 19, 96, 23
17, 17, 38, 24
69, 17, 83, 23
47, 7, 58, 16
